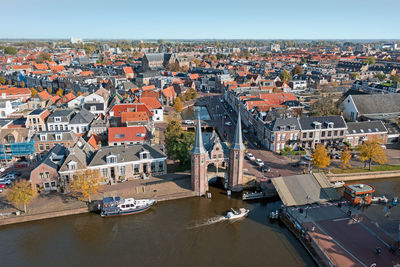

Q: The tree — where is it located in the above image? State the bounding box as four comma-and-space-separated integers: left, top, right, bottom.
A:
36, 52, 51, 63
20, 81, 25, 88
309, 96, 340, 116
390, 74, 399, 84
38, 85, 43, 92
350, 72, 360, 80
312, 144, 330, 170
173, 97, 184, 112
340, 149, 352, 169
0, 76, 5, 85
69, 169, 103, 203
56, 88, 64, 97
7, 180, 37, 213
189, 88, 197, 99
280, 70, 292, 82
47, 87, 53, 94
375, 73, 386, 81
4, 46, 17, 55
164, 120, 195, 164
357, 139, 387, 170
30, 88, 37, 97
364, 56, 375, 65
291, 65, 303, 76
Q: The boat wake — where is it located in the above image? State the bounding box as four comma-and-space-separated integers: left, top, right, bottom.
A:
187, 216, 227, 229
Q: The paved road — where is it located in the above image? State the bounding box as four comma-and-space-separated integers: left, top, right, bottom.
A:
205, 94, 300, 179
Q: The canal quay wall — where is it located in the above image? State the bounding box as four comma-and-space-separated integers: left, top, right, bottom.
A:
0, 179, 195, 227
327, 170, 400, 182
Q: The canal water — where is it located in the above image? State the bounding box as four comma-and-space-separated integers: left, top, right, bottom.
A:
181, 106, 211, 121
0, 186, 314, 267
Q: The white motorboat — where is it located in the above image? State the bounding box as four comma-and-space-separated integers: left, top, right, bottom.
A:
332, 181, 345, 188
225, 208, 249, 220
101, 196, 156, 217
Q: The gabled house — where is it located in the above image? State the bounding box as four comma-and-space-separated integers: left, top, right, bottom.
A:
108, 126, 151, 146
46, 109, 75, 131
26, 108, 50, 132
68, 108, 95, 134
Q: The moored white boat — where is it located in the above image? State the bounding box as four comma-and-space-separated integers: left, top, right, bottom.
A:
332, 181, 345, 188
101, 196, 156, 217
225, 208, 249, 220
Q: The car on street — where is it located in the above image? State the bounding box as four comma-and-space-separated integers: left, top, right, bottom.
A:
1, 173, 16, 180
225, 121, 232, 126
292, 160, 308, 167
255, 159, 264, 167
220, 98, 224, 103
262, 164, 271, 172
246, 153, 256, 161
184, 120, 194, 125
330, 152, 340, 159
0, 184, 5, 189
243, 129, 249, 134
304, 155, 312, 161
0, 178, 12, 186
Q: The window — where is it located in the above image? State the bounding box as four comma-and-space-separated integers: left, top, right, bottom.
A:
106, 155, 117, 164
151, 162, 156, 172
120, 134, 125, 138
39, 144, 44, 151
51, 181, 56, 187
303, 133, 307, 139
40, 135, 46, 141
309, 132, 313, 138
134, 164, 140, 174
334, 130, 338, 136
327, 131, 332, 137
119, 166, 126, 175
55, 117, 61, 122
39, 173, 44, 179
321, 131, 326, 137
45, 172, 50, 179
55, 134, 62, 141
340, 130, 344, 136
158, 161, 164, 171
101, 168, 108, 178
45, 144, 50, 150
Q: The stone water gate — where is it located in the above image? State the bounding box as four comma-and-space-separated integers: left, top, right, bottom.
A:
190, 111, 244, 196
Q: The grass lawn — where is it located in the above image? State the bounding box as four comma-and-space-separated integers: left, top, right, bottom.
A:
330, 165, 400, 174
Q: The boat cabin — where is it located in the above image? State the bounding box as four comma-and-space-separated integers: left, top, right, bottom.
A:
343, 184, 375, 205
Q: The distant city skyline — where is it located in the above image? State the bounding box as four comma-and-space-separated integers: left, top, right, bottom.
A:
2, 0, 399, 39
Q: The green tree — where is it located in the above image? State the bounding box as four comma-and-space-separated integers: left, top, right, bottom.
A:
375, 73, 386, 81
7, 180, 37, 213
164, 120, 195, 164
4, 46, 17, 55
390, 74, 399, 84
291, 65, 303, 76
364, 56, 375, 65
36, 52, 51, 63
309, 96, 340, 116
350, 72, 360, 80
280, 70, 292, 82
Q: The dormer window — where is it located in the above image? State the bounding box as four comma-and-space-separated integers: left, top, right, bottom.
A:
55, 134, 62, 141
313, 121, 321, 130
68, 161, 77, 170
290, 125, 295, 131
327, 122, 334, 128
140, 150, 150, 160
40, 134, 47, 141
90, 106, 96, 111
106, 155, 117, 164
55, 117, 61, 122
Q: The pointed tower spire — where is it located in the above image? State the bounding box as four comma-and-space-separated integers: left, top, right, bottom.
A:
191, 112, 206, 154
231, 110, 245, 150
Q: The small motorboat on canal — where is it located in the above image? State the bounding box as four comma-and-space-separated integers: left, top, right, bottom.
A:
225, 208, 249, 220
101, 196, 156, 217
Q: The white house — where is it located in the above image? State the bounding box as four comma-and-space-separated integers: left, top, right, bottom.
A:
67, 95, 84, 109
82, 93, 106, 115
0, 100, 17, 118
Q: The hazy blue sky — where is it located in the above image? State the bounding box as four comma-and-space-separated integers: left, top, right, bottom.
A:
2, 0, 399, 39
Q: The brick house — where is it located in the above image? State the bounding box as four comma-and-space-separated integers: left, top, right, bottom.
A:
87, 144, 167, 183
30, 145, 67, 192
31, 130, 78, 153
345, 121, 388, 147
26, 109, 50, 132
265, 117, 301, 152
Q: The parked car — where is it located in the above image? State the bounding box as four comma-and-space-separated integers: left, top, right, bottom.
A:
262, 164, 271, 172
292, 160, 308, 167
330, 152, 340, 159
304, 155, 312, 161
246, 153, 255, 161
255, 159, 264, 167
243, 129, 249, 134
0, 184, 5, 189
184, 120, 194, 125
1, 173, 16, 180
225, 121, 232, 126
0, 179, 12, 186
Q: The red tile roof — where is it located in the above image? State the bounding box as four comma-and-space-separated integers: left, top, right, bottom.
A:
108, 126, 150, 143
37, 90, 52, 100
123, 67, 134, 74
110, 103, 153, 117
139, 97, 162, 109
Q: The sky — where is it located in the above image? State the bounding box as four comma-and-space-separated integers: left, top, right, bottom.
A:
1, 0, 399, 39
